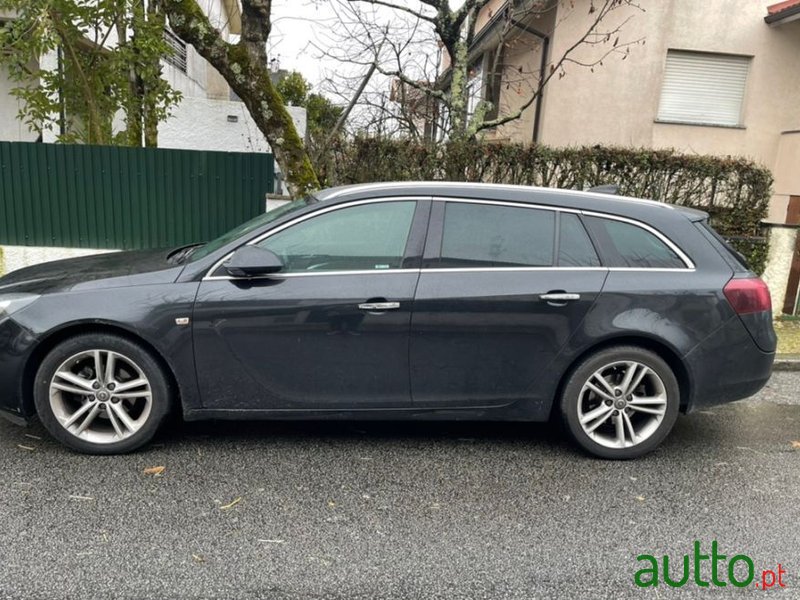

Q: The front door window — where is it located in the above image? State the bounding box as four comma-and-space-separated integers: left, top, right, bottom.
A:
258, 201, 417, 272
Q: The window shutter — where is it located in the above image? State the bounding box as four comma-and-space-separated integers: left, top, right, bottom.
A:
657, 51, 750, 127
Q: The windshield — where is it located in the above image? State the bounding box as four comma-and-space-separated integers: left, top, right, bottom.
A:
188, 196, 316, 262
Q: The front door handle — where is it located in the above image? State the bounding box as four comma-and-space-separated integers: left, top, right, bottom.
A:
539, 292, 581, 302
358, 301, 400, 311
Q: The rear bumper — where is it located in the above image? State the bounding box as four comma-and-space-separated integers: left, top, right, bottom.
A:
683, 315, 774, 412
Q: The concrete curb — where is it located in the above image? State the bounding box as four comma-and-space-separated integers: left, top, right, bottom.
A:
774, 355, 800, 371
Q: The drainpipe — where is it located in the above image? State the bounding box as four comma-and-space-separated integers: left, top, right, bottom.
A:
509, 16, 549, 144
532, 34, 549, 144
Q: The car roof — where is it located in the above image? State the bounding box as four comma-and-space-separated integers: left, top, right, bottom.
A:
315, 182, 708, 222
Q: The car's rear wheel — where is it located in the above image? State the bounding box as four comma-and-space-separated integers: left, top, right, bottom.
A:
34, 333, 172, 454
560, 346, 680, 459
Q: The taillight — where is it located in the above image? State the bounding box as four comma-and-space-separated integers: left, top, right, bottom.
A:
723, 277, 771, 315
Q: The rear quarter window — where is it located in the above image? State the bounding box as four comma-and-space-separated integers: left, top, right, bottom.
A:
696, 220, 750, 273
584, 216, 687, 269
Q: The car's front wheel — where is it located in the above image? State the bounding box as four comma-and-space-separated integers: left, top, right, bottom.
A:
560, 346, 680, 459
34, 333, 172, 454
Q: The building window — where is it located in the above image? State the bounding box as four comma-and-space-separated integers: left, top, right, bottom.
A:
466, 58, 485, 120
657, 50, 750, 127
163, 27, 187, 73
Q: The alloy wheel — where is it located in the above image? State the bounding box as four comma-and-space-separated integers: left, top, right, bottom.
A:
577, 360, 668, 449
49, 349, 153, 444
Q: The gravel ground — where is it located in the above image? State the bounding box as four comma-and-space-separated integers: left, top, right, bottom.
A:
0, 373, 798, 599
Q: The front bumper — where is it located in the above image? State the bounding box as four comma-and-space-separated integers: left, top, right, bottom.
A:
0, 315, 40, 423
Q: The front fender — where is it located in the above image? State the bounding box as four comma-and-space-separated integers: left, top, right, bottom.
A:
2, 282, 202, 419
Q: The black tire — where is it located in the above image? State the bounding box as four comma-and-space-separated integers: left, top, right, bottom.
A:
560, 345, 680, 459
34, 333, 172, 455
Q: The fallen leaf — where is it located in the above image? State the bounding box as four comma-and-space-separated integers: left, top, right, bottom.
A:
16, 445, 35, 451
635, 496, 646, 502
220, 497, 242, 511
143, 466, 166, 476
791, 441, 800, 449
192, 554, 205, 563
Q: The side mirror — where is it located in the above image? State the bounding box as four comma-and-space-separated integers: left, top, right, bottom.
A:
224, 246, 284, 278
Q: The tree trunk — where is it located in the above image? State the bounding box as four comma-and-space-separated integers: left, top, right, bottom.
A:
143, 0, 164, 147
119, 3, 144, 147
159, 0, 319, 197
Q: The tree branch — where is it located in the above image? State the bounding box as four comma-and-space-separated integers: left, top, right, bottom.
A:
160, 0, 318, 196
346, 0, 437, 24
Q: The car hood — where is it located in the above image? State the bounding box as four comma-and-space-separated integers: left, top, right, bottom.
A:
0, 248, 185, 294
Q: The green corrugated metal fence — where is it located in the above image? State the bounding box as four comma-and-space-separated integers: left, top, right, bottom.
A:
0, 142, 274, 250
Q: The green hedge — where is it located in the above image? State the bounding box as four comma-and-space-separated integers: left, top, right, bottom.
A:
320, 139, 773, 273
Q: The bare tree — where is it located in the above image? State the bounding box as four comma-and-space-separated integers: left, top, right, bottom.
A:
159, 0, 319, 196
324, 0, 643, 141
311, 1, 442, 140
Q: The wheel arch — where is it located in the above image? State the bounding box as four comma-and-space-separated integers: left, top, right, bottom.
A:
550, 335, 692, 419
22, 321, 182, 418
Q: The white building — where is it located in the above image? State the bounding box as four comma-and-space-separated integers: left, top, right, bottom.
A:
0, 0, 305, 165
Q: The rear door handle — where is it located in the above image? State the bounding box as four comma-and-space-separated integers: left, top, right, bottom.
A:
539, 293, 581, 302
358, 302, 400, 311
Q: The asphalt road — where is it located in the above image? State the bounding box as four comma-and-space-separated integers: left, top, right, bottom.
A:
0, 373, 798, 600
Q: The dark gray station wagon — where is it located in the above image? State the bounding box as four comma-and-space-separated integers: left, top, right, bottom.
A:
0, 182, 775, 458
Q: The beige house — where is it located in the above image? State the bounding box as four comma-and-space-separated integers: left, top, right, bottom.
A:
450, 0, 800, 311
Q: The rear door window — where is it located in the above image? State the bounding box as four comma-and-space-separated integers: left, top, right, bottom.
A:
438, 202, 555, 268
583, 216, 687, 269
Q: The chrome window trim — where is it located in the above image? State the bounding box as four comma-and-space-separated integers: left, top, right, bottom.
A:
205, 265, 694, 281
203, 197, 424, 281
580, 210, 695, 270
421, 267, 695, 274
204, 268, 422, 282
201, 197, 695, 281
423, 267, 608, 273
607, 267, 696, 273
